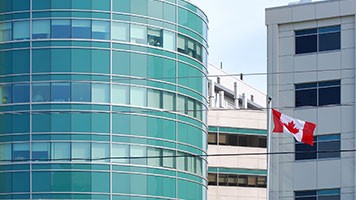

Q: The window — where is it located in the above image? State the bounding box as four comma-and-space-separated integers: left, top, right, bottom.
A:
12, 84, 30, 103
147, 28, 163, 47
32, 83, 50, 102
177, 34, 203, 61
147, 147, 161, 167
91, 83, 110, 103
296, 134, 340, 160
51, 20, 71, 38
209, 173, 266, 188
13, 143, 30, 161
210, 132, 267, 148
92, 143, 109, 162
112, 144, 129, 163
51, 142, 70, 161
162, 92, 174, 111
71, 82, 91, 102
0, 143, 11, 162
0, 22, 12, 42
72, 143, 90, 161
92, 20, 110, 40
32, 143, 50, 161
163, 30, 175, 50
51, 82, 70, 102
130, 145, 146, 165
162, 149, 175, 168
130, 87, 147, 107
295, 25, 340, 54
13, 21, 30, 40
112, 84, 129, 105
72, 20, 91, 39
295, 80, 340, 107
112, 22, 129, 42
130, 24, 147, 44
177, 95, 185, 114
0, 85, 12, 104
32, 20, 50, 39
148, 89, 161, 109
295, 189, 340, 200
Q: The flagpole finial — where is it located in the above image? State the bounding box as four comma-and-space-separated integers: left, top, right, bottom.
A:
267, 97, 272, 103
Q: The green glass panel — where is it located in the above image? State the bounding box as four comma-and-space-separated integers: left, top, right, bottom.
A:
163, 176, 176, 198
51, 171, 71, 192
13, 172, 30, 192
92, 0, 110, 11
147, 175, 163, 196
112, 51, 129, 76
113, 0, 130, 13
0, 0, 11, 13
12, 0, 30, 11
147, 55, 163, 79
0, 172, 11, 193
32, 49, 51, 73
71, 48, 91, 73
51, 112, 71, 132
92, 172, 110, 193
92, 49, 110, 74
72, 0, 91, 10
112, 173, 130, 193
147, 117, 162, 139
13, 50, 30, 74
72, 171, 91, 192
12, 113, 29, 133
32, 0, 51, 10
130, 53, 147, 77
32, 172, 50, 192
71, 112, 91, 132
163, 119, 176, 140
130, 115, 147, 136
164, 3, 176, 22
92, 113, 110, 133
51, 0, 70, 9
51, 48, 70, 72
130, 174, 147, 195
0, 51, 12, 75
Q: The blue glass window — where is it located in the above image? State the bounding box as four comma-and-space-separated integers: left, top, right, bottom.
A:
51, 143, 70, 161
32, 83, 50, 102
72, 142, 90, 161
13, 143, 30, 161
0, 84, 12, 104
112, 22, 129, 42
32, 20, 50, 39
13, 21, 30, 40
32, 143, 50, 161
92, 83, 110, 103
72, 82, 91, 102
0, 22, 12, 42
12, 84, 30, 103
51, 82, 70, 102
52, 20, 71, 38
72, 20, 91, 39
92, 20, 110, 40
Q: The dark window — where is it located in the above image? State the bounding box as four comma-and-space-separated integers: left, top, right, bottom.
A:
208, 172, 266, 188
208, 132, 217, 145
177, 34, 203, 62
295, 189, 340, 200
295, 134, 340, 160
295, 80, 340, 107
147, 28, 163, 47
295, 25, 340, 54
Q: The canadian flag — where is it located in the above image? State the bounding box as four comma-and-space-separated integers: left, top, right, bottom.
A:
272, 109, 316, 146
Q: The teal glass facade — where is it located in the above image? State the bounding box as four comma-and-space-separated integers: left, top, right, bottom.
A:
0, 0, 208, 199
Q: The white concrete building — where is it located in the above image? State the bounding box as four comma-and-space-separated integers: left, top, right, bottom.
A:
266, 0, 356, 199
207, 64, 267, 200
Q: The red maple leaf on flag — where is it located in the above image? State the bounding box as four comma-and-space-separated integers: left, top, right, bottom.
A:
283, 121, 299, 134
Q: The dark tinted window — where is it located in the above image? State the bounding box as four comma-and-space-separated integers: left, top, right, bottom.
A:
295, 26, 340, 54
295, 89, 317, 107
319, 87, 340, 106
295, 189, 340, 200
208, 173, 266, 188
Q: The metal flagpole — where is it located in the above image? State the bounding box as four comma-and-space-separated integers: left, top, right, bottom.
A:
266, 97, 272, 200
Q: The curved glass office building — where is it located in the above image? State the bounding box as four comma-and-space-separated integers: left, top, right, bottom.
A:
0, 0, 208, 199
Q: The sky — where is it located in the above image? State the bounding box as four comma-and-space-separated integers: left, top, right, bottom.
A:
189, 0, 294, 93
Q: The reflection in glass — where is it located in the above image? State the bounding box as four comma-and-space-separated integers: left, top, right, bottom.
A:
32, 83, 50, 102
12, 84, 30, 103
32, 20, 50, 39
112, 144, 129, 163
51, 82, 70, 102
112, 84, 129, 104
0, 22, 12, 42
92, 83, 110, 103
72, 82, 91, 102
0, 85, 12, 104
51, 143, 70, 161
130, 24, 147, 44
32, 143, 50, 161
92, 20, 110, 40
130, 87, 147, 107
13, 143, 30, 161
112, 22, 129, 42
72, 143, 90, 161
92, 143, 109, 162
52, 20, 71, 38
72, 20, 91, 39
13, 21, 30, 40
